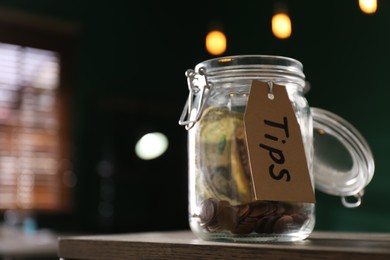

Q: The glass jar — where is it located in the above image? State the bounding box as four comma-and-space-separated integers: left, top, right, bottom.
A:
179, 55, 374, 243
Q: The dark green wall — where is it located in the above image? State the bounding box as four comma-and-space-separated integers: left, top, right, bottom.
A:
0, 0, 389, 233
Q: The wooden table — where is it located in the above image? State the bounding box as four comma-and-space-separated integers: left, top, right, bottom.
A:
58, 230, 390, 260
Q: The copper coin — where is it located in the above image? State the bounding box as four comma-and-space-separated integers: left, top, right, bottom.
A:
249, 201, 275, 217
237, 204, 251, 219
273, 214, 294, 233
254, 216, 270, 234
274, 203, 286, 215
291, 213, 307, 226
218, 200, 231, 209
232, 215, 257, 234
199, 198, 218, 225
217, 205, 238, 231
264, 215, 281, 234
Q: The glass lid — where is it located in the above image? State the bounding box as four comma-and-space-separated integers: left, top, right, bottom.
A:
311, 107, 375, 208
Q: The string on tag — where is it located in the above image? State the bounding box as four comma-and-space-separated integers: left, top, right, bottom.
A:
267, 82, 274, 100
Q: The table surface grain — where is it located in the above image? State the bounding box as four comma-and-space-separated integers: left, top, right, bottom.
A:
58, 230, 390, 260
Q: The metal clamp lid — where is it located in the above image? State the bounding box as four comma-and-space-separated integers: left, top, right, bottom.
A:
178, 67, 211, 130
311, 107, 375, 208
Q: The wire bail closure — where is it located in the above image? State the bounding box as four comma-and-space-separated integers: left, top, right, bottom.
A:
341, 190, 364, 208
178, 67, 211, 130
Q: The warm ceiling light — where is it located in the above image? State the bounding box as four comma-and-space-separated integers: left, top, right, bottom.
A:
205, 30, 227, 56
272, 13, 292, 39
359, 0, 377, 14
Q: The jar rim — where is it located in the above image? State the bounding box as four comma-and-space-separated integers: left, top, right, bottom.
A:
195, 55, 304, 75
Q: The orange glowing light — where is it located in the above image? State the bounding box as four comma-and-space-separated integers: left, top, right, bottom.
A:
205, 30, 227, 55
359, 0, 377, 14
272, 13, 292, 39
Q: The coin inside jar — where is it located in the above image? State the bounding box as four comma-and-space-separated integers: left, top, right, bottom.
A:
198, 198, 218, 226
198, 199, 309, 235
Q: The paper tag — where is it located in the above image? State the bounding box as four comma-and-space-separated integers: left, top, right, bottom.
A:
244, 80, 315, 203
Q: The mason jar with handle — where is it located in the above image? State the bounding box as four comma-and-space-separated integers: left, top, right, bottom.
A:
179, 55, 374, 242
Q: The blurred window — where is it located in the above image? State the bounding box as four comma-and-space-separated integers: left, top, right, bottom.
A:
0, 9, 76, 213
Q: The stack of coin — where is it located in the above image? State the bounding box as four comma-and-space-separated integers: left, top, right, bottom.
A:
198, 198, 308, 235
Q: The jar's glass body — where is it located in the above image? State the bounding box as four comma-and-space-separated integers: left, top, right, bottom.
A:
186, 55, 315, 242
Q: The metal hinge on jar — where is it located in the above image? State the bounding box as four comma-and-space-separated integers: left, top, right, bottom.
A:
179, 67, 211, 130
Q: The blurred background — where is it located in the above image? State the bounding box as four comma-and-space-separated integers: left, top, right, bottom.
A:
0, 0, 389, 253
